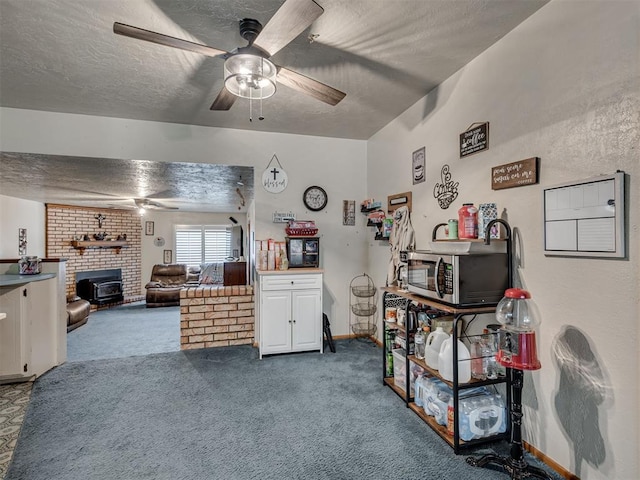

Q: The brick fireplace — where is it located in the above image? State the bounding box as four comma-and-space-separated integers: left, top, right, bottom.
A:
45, 204, 142, 304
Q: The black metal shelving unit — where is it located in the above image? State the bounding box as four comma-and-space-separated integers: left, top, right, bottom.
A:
382, 287, 512, 454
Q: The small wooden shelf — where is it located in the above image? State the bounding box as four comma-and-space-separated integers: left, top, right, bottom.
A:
407, 354, 506, 389
383, 376, 407, 397
70, 240, 128, 255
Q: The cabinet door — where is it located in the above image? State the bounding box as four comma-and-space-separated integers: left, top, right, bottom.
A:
260, 290, 292, 355
291, 289, 322, 352
28, 279, 56, 377
0, 286, 30, 379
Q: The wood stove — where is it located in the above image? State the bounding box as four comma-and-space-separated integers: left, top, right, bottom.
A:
76, 269, 124, 305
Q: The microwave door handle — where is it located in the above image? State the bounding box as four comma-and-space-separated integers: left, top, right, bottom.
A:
434, 257, 444, 298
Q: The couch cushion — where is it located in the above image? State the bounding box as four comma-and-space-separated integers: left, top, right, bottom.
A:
199, 263, 223, 284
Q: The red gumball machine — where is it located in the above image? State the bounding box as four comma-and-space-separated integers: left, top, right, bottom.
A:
467, 288, 552, 480
495, 288, 541, 371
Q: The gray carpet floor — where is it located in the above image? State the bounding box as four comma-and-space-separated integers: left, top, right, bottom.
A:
67, 302, 180, 362
6, 338, 561, 480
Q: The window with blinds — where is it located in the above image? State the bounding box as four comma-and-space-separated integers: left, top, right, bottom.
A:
175, 225, 230, 266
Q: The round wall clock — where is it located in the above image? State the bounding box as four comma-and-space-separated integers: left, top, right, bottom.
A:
154, 236, 165, 247
303, 186, 328, 211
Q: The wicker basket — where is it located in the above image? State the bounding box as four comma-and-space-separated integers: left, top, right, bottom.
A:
285, 227, 319, 237
351, 303, 377, 316
351, 285, 376, 297
351, 322, 377, 337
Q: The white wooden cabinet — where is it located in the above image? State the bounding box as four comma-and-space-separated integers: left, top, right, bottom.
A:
0, 284, 31, 380
0, 272, 59, 383
258, 270, 323, 358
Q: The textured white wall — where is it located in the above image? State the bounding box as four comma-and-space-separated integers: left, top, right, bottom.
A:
367, 1, 639, 478
0, 194, 46, 258
0, 109, 368, 336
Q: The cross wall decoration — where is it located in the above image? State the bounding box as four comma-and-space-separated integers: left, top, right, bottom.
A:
262, 154, 289, 194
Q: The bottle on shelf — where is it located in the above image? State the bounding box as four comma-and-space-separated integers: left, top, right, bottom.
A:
425, 326, 449, 370
386, 351, 394, 377
438, 337, 471, 383
471, 329, 497, 380
415, 330, 426, 360
458, 203, 478, 239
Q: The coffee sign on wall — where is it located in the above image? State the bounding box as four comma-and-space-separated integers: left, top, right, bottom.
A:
459, 122, 489, 157
491, 157, 539, 190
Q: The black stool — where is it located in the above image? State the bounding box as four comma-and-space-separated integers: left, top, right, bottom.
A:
323, 313, 335, 353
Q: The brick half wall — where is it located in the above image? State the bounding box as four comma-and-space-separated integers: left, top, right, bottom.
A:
180, 285, 255, 349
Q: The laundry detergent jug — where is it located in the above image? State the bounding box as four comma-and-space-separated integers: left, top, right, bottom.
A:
425, 327, 449, 370
437, 337, 471, 383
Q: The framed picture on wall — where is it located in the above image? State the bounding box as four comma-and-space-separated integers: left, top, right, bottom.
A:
343, 200, 356, 226
145, 221, 154, 236
412, 147, 426, 185
163, 249, 172, 264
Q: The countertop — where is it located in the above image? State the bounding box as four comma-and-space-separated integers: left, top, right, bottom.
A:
0, 273, 57, 287
256, 268, 324, 275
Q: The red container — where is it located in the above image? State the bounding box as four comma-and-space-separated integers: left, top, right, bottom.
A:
458, 203, 478, 239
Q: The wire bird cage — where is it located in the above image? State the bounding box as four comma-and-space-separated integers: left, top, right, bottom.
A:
350, 273, 377, 339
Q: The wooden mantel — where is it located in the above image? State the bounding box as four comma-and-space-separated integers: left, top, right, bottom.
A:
70, 240, 129, 255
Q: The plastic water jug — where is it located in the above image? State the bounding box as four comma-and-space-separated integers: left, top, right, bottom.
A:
425, 327, 449, 369
438, 337, 471, 383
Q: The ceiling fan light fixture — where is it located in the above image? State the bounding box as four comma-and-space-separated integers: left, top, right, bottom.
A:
224, 54, 276, 100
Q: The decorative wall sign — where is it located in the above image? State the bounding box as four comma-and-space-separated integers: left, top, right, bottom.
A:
544, 171, 625, 258
163, 249, 172, 264
262, 154, 288, 193
273, 211, 296, 223
18, 228, 27, 255
145, 221, 154, 236
412, 147, 426, 184
492, 157, 539, 190
433, 164, 459, 209
388, 192, 412, 213
460, 122, 489, 157
343, 200, 356, 225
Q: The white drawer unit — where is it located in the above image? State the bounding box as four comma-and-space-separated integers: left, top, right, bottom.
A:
257, 270, 323, 358
260, 274, 322, 291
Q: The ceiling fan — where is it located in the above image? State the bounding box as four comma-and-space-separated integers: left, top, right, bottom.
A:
133, 198, 178, 211
113, 0, 346, 112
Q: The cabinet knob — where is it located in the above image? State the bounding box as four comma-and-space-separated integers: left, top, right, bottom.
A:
291, 281, 294, 284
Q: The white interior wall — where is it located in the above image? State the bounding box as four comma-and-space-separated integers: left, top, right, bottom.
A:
0, 194, 45, 258
367, 1, 639, 479
0, 109, 368, 336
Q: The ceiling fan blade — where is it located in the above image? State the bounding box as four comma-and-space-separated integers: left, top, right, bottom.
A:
276, 67, 346, 106
113, 22, 227, 58
210, 86, 238, 110
253, 0, 324, 57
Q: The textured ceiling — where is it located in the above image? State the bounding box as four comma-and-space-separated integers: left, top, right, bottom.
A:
0, 152, 254, 213
0, 0, 549, 212
0, 0, 549, 140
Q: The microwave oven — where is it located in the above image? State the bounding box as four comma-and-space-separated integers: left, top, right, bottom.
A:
406, 250, 508, 306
